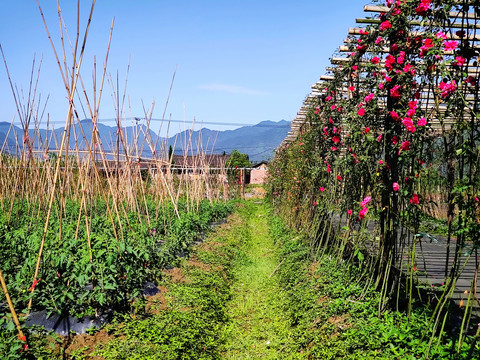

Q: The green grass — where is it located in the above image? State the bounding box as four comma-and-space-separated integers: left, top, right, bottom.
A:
221, 201, 300, 359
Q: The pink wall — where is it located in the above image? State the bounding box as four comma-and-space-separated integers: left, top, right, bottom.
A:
250, 164, 268, 184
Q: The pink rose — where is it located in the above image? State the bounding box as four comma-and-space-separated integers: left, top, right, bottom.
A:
444, 40, 458, 51
359, 208, 368, 219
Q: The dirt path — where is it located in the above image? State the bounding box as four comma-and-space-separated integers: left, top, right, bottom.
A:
222, 201, 296, 359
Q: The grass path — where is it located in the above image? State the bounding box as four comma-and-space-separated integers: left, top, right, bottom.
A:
222, 201, 298, 359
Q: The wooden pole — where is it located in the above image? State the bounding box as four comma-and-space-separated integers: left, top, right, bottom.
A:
0, 268, 25, 341
241, 168, 245, 200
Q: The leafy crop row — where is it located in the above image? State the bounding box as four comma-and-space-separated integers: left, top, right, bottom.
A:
0, 198, 233, 358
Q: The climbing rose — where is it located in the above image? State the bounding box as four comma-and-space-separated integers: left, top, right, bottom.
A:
357, 44, 367, 52
390, 85, 402, 99
438, 80, 457, 98
410, 194, 419, 205
358, 108, 365, 116
466, 76, 477, 86
371, 56, 380, 64
332, 136, 340, 144
454, 56, 466, 66
403, 64, 416, 75
420, 38, 434, 57
361, 196, 372, 208
336, 175, 343, 181
364, 93, 375, 102
391, 110, 400, 121
444, 40, 458, 51
406, 108, 416, 118
415, 0, 431, 16
385, 54, 396, 71
399, 140, 411, 154
393, 182, 399, 191
320, 187, 325, 192
436, 31, 447, 40
365, 127, 370, 133
359, 208, 368, 219
418, 117, 427, 126
347, 209, 352, 216
402, 117, 416, 133
349, 85, 356, 92
380, 20, 392, 31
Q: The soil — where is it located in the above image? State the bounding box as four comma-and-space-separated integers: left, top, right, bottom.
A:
187, 258, 213, 271
59, 329, 119, 359
145, 286, 170, 314
162, 267, 190, 283
187, 254, 224, 272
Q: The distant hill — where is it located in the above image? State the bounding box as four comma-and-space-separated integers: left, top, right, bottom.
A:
0, 119, 290, 163
167, 120, 290, 163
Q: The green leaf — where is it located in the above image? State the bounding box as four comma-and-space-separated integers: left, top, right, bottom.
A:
104, 283, 116, 290
6, 320, 15, 332
357, 251, 364, 262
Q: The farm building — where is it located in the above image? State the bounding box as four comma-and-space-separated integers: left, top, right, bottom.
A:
250, 161, 268, 185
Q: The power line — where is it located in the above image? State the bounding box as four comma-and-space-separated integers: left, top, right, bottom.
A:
6, 117, 291, 128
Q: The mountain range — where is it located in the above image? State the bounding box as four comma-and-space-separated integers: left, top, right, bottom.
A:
0, 119, 290, 163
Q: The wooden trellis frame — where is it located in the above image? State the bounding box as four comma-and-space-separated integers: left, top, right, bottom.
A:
281, 2, 480, 146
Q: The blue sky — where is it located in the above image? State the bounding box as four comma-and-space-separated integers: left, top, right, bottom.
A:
0, 1, 370, 135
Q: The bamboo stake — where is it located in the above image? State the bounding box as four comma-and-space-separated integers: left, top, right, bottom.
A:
0, 268, 25, 341
29, 0, 96, 312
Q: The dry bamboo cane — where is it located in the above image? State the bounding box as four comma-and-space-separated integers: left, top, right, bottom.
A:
28, 0, 96, 312
57, 8, 124, 239
0, 117, 15, 215
0, 268, 25, 341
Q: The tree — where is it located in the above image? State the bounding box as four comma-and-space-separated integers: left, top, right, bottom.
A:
225, 149, 251, 169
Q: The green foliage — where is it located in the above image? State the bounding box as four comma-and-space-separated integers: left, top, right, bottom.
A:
271, 214, 480, 359
93, 220, 237, 359
225, 149, 251, 169
0, 198, 233, 356
0, 317, 26, 359
267, 0, 480, 350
